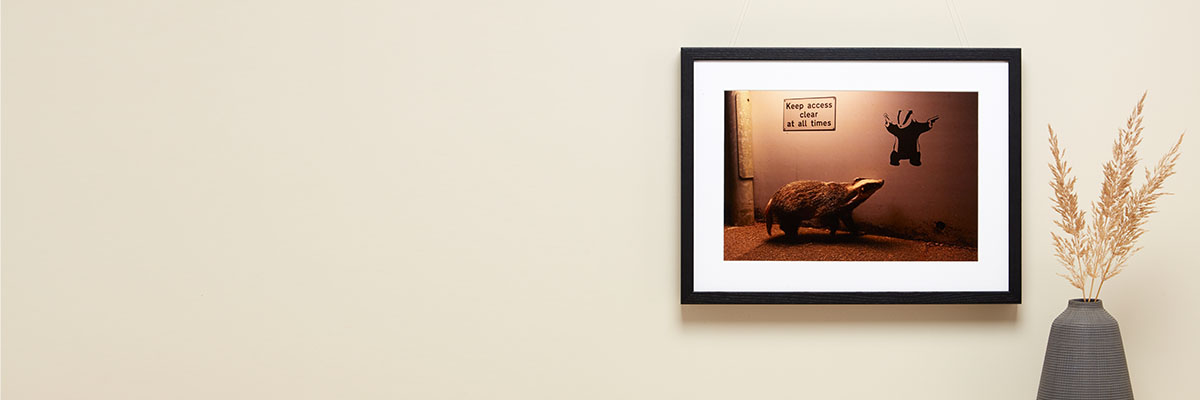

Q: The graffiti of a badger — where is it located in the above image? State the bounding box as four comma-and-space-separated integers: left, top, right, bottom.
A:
764, 178, 885, 237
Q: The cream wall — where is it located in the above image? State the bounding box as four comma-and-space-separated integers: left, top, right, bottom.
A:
3, 1, 1200, 399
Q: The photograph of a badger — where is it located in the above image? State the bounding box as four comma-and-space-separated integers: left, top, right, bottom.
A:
764, 178, 885, 237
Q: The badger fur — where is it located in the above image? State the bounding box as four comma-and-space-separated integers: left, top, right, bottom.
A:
764, 178, 885, 237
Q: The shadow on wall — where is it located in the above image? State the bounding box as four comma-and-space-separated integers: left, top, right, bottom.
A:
680, 304, 1018, 325
734, 90, 979, 247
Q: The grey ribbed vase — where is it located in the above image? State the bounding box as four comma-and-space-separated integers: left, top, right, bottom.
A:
1037, 299, 1133, 400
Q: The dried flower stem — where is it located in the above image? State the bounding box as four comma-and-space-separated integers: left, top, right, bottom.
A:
1048, 92, 1184, 301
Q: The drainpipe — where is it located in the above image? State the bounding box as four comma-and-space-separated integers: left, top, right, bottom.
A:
726, 91, 755, 226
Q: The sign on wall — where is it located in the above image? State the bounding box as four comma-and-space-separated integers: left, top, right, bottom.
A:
783, 96, 836, 131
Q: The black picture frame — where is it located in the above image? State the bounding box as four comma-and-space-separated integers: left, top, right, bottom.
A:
681, 48, 1021, 304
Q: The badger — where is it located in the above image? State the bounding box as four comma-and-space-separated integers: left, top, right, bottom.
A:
764, 178, 885, 237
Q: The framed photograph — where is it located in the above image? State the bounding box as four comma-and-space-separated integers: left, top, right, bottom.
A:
681, 48, 1021, 304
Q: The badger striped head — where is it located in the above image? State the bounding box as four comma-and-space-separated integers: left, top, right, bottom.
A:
845, 178, 885, 207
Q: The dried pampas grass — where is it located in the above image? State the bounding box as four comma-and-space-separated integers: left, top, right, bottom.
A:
1049, 92, 1184, 301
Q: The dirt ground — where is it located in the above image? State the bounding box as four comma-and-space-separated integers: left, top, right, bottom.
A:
725, 223, 977, 261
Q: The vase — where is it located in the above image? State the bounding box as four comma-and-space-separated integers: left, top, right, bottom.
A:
1037, 299, 1133, 400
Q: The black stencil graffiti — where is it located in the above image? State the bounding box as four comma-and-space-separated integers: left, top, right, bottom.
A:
884, 110, 939, 166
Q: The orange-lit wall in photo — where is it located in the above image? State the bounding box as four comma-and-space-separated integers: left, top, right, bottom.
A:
744, 90, 979, 245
